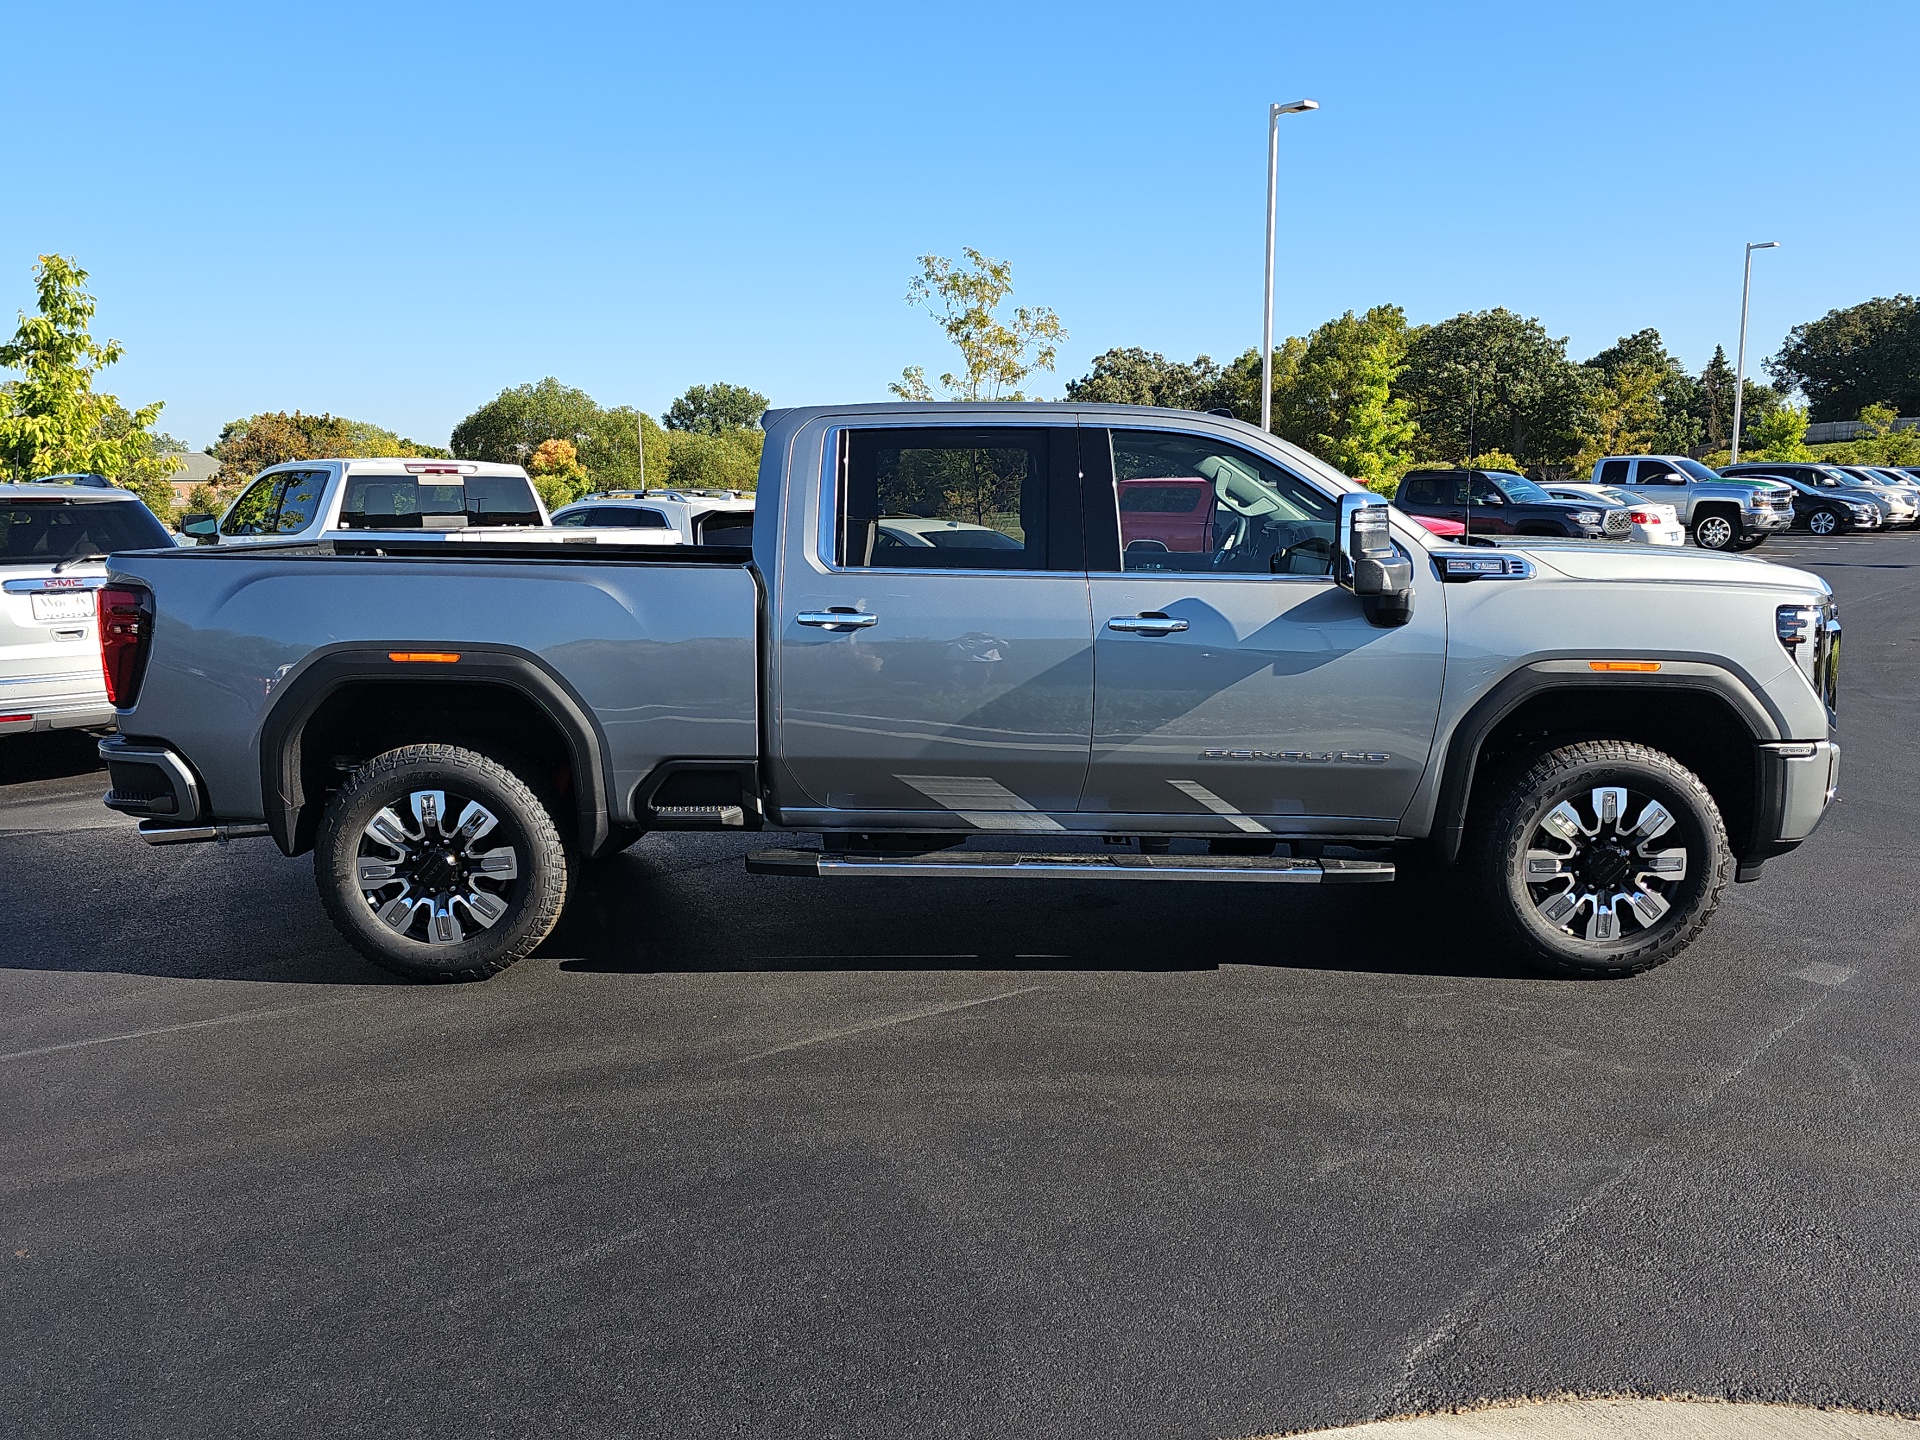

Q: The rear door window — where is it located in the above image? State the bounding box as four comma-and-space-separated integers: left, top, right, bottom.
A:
1598, 459, 1629, 485
837, 427, 1073, 570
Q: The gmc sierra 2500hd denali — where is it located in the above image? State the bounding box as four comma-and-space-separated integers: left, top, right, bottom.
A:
95, 403, 1841, 983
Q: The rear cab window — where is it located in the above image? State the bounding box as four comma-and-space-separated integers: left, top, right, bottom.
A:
336, 472, 541, 529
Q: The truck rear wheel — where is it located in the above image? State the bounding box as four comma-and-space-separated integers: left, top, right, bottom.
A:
1469, 740, 1730, 978
315, 744, 569, 981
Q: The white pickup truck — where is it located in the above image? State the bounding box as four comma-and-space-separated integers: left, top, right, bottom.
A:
178, 459, 681, 546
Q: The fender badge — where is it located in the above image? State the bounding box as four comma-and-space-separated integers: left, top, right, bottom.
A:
1201, 749, 1390, 765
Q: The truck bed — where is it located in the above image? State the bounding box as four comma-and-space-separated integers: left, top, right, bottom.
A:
106, 540, 761, 827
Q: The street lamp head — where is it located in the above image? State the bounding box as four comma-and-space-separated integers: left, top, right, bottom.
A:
1272, 99, 1319, 115
1748, 240, 1781, 251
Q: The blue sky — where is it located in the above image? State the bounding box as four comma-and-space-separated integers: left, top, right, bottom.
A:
5, 0, 1915, 449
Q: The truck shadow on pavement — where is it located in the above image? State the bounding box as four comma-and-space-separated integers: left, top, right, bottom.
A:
546, 841, 1549, 984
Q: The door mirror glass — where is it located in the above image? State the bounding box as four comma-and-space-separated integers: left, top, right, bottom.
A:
180, 513, 218, 540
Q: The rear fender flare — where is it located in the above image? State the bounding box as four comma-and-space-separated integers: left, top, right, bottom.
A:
257, 644, 613, 857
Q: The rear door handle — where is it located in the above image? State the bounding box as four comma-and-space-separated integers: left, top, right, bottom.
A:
797, 610, 878, 630
1106, 614, 1188, 634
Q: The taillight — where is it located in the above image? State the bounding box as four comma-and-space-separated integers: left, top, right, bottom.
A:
1630, 510, 1656, 525
98, 585, 153, 708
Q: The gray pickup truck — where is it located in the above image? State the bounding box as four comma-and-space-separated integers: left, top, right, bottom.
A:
1591, 454, 1796, 551
96, 404, 1841, 983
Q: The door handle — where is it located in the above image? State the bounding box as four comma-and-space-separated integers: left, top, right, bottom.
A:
1106, 614, 1188, 634
797, 610, 878, 630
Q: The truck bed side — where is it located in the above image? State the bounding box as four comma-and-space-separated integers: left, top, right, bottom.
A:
106, 544, 760, 850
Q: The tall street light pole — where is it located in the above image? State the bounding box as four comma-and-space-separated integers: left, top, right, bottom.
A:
1262, 98, 1319, 435
1730, 240, 1780, 464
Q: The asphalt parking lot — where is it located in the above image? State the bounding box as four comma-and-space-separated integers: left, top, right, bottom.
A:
2, 530, 1916, 1440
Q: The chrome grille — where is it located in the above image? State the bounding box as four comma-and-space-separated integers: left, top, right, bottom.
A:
1603, 508, 1632, 537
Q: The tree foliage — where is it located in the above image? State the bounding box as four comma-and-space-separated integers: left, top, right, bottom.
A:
1769, 294, 1920, 421
0, 255, 181, 500
1746, 403, 1813, 462
1277, 306, 1416, 484
451, 376, 667, 492
665, 382, 768, 435
664, 428, 763, 490
891, 249, 1065, 401
1399, 309, 1588, 467
209, 411, 447, 489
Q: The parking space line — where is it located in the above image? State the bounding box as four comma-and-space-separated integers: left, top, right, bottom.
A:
0, 995, 377, 1063
728, 984, 1046, 1065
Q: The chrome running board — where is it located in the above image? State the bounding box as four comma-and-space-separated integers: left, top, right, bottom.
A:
746, 849, 1394, 884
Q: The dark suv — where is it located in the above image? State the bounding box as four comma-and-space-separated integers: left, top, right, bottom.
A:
1393, 469, 1628, 541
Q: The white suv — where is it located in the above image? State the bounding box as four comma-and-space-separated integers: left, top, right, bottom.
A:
1, 483, 173, 736
551, 490, 754, 546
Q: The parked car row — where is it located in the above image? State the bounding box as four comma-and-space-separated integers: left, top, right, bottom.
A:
1391, 455, 1920, 550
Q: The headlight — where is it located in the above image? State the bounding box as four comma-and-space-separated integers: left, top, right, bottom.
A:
1777, 600, 1841, 713
1570, 510, 1600, 526
1849, 504, 1876, 519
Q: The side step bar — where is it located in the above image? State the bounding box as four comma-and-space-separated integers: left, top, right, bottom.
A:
746, 849, 1395, 884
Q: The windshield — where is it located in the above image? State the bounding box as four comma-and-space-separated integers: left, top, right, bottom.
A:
1, 498, 171, 564
336, 473, 541, 529
1675, 458, 1722, 482
1483, 471, 1555, 503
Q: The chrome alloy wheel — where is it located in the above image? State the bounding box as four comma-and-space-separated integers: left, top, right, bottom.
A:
1520, 786, 1688, 945
1695, 514, 1735, 549
1807, 509, 1839, 536
355, 789, 520, 945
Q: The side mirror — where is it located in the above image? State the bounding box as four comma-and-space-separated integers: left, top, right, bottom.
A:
180, 513, 219, 543
1336, 494, 1414, 627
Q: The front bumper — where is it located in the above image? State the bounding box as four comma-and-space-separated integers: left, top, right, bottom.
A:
1742, 509, 1794, 533
1749, 740, 1840, 862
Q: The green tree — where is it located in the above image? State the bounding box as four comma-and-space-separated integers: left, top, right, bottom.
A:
1575, 363, 1668, 470
0, 255, 181, 493
1747, 403, 1813, 461
527, 437, 591, 510
665, 382, 768, 435
1064, 348, 1234, 411
1582, 328, 1702, 455
1278, 306, 1417, 483
1398, 308, 1589, 467
208, 411, 446, 490
1769, 295, 1920, 421
451, 377, 665, 492
665, 428, 763, 490
891, 248, 1065, 401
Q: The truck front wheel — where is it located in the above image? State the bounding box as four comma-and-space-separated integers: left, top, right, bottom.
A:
1469, 740, 1731, 977
1691, 510, 1738, 550
315, 744, 569, 981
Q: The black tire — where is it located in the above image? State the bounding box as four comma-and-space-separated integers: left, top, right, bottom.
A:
1691, 509, 1738, 550
315, 744, 569, 981
1805, 507, 1843, 537
1468, 739, 1731, 978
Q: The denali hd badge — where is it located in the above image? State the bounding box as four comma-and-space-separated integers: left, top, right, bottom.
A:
1201, 748, 1391, 764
